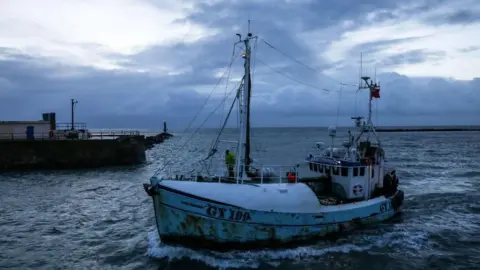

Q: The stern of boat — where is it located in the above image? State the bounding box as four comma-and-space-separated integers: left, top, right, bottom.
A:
389, 189, 404, 213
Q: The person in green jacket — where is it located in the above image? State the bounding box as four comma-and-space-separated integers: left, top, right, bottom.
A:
225, 150, 236, 178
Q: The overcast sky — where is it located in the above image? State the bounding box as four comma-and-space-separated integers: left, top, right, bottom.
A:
0, 0, 479, 130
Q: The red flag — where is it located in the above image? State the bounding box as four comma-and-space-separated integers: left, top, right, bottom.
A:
370, 86, 380, 99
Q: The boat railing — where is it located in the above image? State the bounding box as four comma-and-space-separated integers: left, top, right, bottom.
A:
307, 160, 376, 178
307, 162, 370, 168
159, 163, 300, 184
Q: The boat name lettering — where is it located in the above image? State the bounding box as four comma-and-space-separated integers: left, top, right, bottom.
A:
205, 205, 251, 222
380, 203, 387, 213
181, 201, 203, 209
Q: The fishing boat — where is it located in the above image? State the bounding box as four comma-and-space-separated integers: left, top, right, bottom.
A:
143, 28, 404, 251
302, 77, 403, 214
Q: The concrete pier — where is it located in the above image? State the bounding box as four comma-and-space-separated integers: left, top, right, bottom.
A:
0, 136, 146, 171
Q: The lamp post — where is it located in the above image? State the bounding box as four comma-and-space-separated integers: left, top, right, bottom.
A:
71, 98, 78, 130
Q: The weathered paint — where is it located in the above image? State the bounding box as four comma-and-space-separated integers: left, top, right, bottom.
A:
145, 178, 404, 250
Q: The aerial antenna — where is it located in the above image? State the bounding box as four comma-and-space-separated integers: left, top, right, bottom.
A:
359, 52, 363, 89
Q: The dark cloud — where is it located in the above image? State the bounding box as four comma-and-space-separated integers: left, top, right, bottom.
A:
1, 50, 479, 130
362, 0, 449, 23
347, 37, 432, 59
168, 0, 408, 82
332, 0, 479, 29
458, 46, 480, 53
183, 0, 403, 31
0, 0, 479, 130
380, 49, 446, 67
425, 9, 480, 25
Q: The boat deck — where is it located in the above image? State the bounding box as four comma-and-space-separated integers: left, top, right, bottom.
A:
168, 174, 346, 206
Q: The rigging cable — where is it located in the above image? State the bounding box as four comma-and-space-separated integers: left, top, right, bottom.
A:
354, 57, 362, 118
251, 38, 258, 87
184, 78, 245, 176
179, 46, 242, 144
235, 44, 354, 93
202, 77, 244, 175
212, 46, 236, 161
218, 44, 237, 131
154, 78, 243, 177
209, 43, 241, 169
152, 46, 242, 176
255, 57, 334, 92
335, 84, 343, 127
354, 88, 359, 117
173, 77, 244, 158
260, 38, 358, 88
211, 78, 245, 155
250, 38, 261, 154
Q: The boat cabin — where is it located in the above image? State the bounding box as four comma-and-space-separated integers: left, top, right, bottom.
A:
306, 154, 373, 201
305, 130, 393, 202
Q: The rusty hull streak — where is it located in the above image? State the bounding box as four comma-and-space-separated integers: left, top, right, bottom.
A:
156, 207, 400, 250
178, 214, 205, 236
157, 211, 399, 251
150, 184, 404, 251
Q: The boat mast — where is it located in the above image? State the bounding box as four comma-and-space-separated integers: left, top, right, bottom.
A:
353, 53, 380, 146
359, 76, 380, 145
245, 21, 252, 173
235, 24, 255, 183
351, 53, 364, 137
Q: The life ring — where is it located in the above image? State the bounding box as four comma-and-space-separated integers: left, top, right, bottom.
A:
353, 184, 363, 195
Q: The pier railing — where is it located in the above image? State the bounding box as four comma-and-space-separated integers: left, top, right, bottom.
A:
0, 130, 160, 141
55, 122, 87, 130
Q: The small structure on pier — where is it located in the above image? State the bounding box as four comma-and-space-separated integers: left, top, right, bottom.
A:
144, 121, 174, 149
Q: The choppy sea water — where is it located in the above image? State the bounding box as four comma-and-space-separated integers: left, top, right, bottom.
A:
1, 128, 480, 270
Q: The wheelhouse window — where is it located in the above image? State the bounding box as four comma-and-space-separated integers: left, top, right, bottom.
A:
333, 166, 339, 175
311, 163, 327, 173
360, 167, 365, 176
353, 167, 359, 177
341, 167, 349, 177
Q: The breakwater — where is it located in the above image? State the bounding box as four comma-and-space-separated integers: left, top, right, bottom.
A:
376, 126, 480, 132
0, 136, 146, 171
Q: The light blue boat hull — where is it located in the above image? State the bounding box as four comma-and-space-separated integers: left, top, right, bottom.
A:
145, 178, 404, 250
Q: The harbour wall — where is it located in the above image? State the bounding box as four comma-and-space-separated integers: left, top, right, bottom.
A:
0, 136, 146, 171
376, 127, 480, 132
